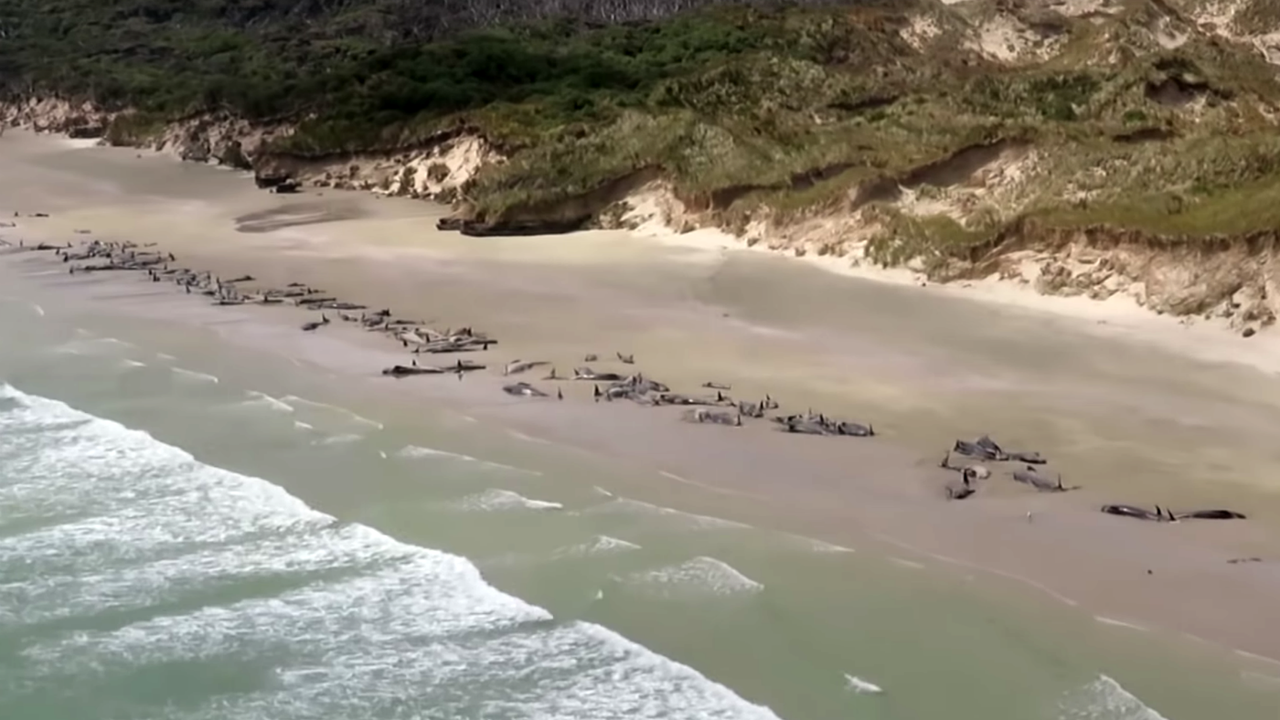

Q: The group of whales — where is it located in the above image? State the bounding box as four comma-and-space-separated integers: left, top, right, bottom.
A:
942, 433, 1247, 521
14, 237, 1251, 522
25, 237, 879, 442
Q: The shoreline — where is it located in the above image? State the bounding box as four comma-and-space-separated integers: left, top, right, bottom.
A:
629, 198, 1280, 379
14, 122, 1280, 366
3, 240, 1280, 672
2, 130, 1280, 671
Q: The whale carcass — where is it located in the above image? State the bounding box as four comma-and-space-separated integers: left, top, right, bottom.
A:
1011, 466, 1076, 493
503, 382, 549, 398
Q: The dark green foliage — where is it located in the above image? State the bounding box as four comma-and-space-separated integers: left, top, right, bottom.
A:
1, 0, 812, 150
7, 0, 1280, 250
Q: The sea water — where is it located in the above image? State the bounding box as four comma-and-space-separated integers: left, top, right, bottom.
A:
0, 382, 785, 719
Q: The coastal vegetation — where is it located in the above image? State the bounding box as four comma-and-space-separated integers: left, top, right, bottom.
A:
6, 0, 1280, 275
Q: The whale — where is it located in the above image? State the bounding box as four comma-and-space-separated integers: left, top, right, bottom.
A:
938, 451, 991, 480
1012, 466, 1075, 492
1101, 504, 1161, 521
573, 367, 625, 382
1179, 509, 1247, 520
503, 382, 549, 398
504, 359, 550, 376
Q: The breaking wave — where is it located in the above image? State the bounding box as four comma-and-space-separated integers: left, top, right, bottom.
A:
241, 391, 294, 413
396, 444, 537, 475
1058, 675, 1169, 720
0, 383, 782, 719
577, 497, 750, 531
449, 488, 564, 512
172, 367, 219, 383
552, 535, 643, 560
617, 556, 765, 598
280, 395, 382, 429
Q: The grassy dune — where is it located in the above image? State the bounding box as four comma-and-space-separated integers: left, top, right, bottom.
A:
5, 0, 1280, 260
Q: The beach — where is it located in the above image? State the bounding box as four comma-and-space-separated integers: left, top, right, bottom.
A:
2, 129, 1280, 719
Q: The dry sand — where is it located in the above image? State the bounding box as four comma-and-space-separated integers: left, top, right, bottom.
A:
3, 130, 1280, 666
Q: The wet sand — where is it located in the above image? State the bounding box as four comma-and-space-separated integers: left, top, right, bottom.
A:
3, 130, 1280, 667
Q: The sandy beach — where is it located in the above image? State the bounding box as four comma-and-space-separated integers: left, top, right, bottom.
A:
4, 129, 1280, 677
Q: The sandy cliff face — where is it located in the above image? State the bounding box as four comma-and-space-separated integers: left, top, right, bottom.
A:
0, 97, 114, 137
142, 114, 289, 169
954, 224, 1280, 333
607, 177, 1280, 335
252, 135, 501, 203
0, 100, 500, 206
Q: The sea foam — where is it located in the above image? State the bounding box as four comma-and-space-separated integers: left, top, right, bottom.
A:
619, 556, 765, 598
0, 383, 783, 719
1058, 675, 1169, 720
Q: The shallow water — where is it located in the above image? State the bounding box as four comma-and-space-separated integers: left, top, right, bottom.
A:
1, 264, 1278, 720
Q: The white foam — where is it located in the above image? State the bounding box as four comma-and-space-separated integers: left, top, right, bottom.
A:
1095, 616, 1148, 632
0, 383, 783, 719
312, 433, 363, 446
1058, 675, 1169, 720
280, 396, 383, 429
121, 358, 146, 368
508, 429, 550, 444
396, 444, 538, 475
578, 497, 750, 531
172, 367, 219, 383
620, 556, 764, 597
53, 336, 133, 355
293, 421, 314, 431
552, 535, 642, 560
398, 443, 479, 462
1241, 671, 1280, 689
486, 536, 641, 568
156, 353, 176, 361
844, 674, 884, 694
1235, 649, 1280, 667
31, 302, 45, 316
890, 557, 925, 570
243, 390, 295, 413
451, 488, 564, 512
781, 532, 854, 553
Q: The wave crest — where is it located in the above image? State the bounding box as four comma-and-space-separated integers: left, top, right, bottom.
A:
0, 383, 783, 720
1058, 675, 1169, 720
618, 556, 764, 598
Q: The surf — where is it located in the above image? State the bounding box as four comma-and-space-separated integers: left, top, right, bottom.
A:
0, 383, 783, 719
396, 443, 538, 475
577, 496, 750, 531
1058, 674, 1169, 720
449, 488, 565, 512
617, 556, 765, 598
